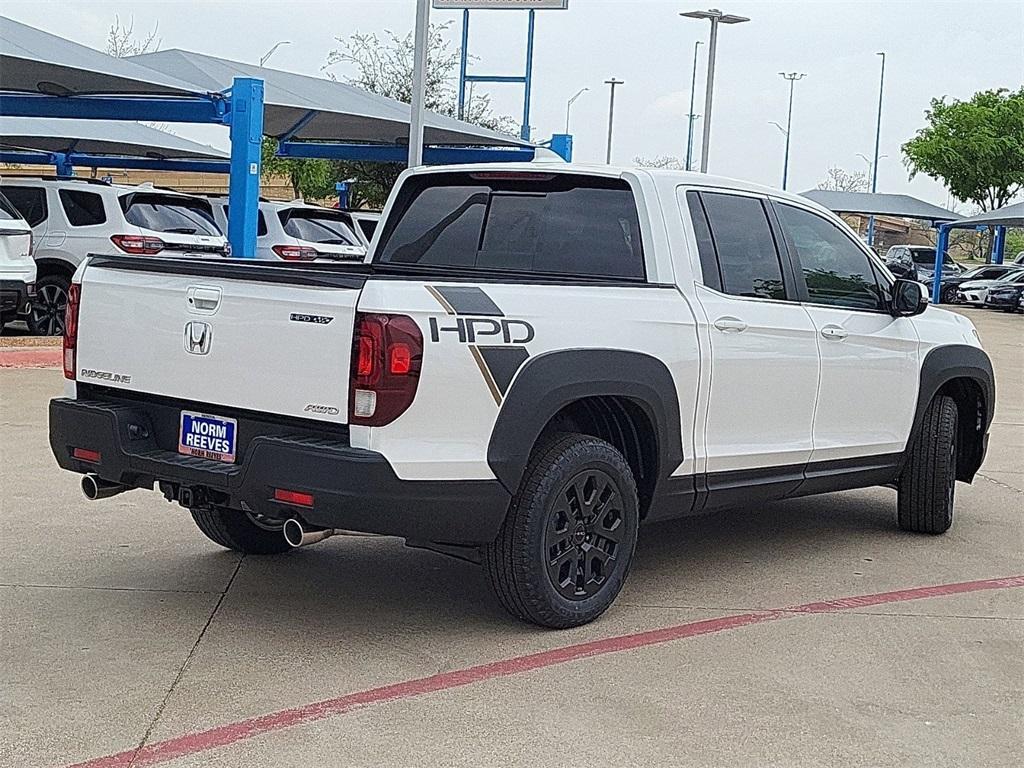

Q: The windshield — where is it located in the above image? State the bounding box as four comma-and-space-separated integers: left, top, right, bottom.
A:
280, 210, 361, 246
121, 193, 221, 236
910, 249, 953, 265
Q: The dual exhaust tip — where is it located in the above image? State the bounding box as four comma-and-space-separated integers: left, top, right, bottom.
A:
81, 475, 343, 550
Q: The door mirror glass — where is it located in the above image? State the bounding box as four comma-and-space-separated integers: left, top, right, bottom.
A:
892, 278, 928, 316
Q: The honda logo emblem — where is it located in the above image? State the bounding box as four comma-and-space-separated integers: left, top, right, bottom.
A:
184, 321, 212, 355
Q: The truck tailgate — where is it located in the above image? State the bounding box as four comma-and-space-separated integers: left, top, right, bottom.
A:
75, 257, 365, 424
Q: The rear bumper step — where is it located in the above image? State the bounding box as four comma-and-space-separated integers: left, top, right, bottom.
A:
49, 397, 510, 544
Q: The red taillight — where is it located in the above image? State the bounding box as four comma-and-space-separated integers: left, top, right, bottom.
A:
272, 245, 319, 261
349, 313, 422, 427
110, 234, 165, 255
274, 488, 315, 507
63, 282, 81, 380
72, 447, 101, 463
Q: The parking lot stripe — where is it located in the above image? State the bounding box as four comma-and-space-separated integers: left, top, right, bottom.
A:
65, 574, 1024, 768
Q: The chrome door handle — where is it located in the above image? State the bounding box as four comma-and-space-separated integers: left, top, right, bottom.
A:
713, 316, 748, 333
820, 325, 848, 340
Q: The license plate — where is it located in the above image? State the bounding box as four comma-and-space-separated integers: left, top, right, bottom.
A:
178, 411, 237, 463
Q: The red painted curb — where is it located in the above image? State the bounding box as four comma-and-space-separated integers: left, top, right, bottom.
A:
0, 347, 61, 368
65, 574, 1024, 768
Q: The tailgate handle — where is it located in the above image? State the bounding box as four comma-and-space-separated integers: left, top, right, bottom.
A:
187, 286, 222, 314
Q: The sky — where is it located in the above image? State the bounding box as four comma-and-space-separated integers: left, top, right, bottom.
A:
4, 0, 1023, 209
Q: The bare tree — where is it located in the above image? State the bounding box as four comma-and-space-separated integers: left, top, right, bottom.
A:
323, 23, 517, 135
633, 155, 684, 170
106, 15, 161, 58
817, 166, 869, 192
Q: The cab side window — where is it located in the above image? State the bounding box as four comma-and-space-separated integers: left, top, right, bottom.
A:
698, 192, 787, 300
775, 203, 886, 311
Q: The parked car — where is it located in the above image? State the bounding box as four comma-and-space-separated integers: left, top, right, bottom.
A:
957, 268, 1024, 306
348, 210, 381, 250
983, 270, 1024, 312
884, 244, 962, 285
0, 177, 228, 335
49, 164, 994, 628
0, 189, 35, 332
209, 198, 366, 262
940, 263, 1024, 304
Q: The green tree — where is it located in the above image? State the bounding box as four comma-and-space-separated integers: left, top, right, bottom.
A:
902, 87, 1024, 211
261, 138, 337, 201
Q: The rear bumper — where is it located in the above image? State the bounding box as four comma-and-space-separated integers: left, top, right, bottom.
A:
0, 278, 33, 315
49, 396, 510, 544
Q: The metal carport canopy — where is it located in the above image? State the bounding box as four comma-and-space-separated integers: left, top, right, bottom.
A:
946, 201, 1024, 228
128, 49, 532, 148
799, 190, 963, 225
0, 116, 227, 159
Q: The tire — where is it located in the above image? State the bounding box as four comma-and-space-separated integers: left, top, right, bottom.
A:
190, 506, 293, 555
940, 285, 958, 304
898, 395, 958, 534
27, 273, 71, 336
483, 433, 639, 629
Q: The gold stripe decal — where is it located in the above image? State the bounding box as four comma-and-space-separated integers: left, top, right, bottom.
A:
425, 285, 456, 315
469, 344, 503, 406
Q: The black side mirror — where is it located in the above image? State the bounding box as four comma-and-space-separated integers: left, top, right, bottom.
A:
892, 278, 928, 316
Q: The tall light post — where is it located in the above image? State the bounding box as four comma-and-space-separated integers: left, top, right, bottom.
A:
778, 72, 805, 191
259, 41, 290, 67
856, 151, 888, 183
685, 40, 704, 171
681, 8, 750, 173
565, 87, 589, 134
604, 78, 624, 164
867, 51, 886, 246
408, 0, 431, 168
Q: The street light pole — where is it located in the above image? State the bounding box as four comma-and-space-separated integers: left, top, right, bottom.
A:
259, 41, 291, 67
681, 8, 750, 173
778, 72, 805, 191
604, 78, 624, 164
408, 0, 431, 168
565, 87, 589, 134
685, 40, 703, 171
867, 51, 886, 246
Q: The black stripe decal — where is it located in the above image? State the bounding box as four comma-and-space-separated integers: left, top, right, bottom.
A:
477, 347, 529, 396
433, 285, 504, 316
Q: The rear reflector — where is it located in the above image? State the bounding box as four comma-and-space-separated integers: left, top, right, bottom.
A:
72, 447, 101, 463
274, 488, 315, 507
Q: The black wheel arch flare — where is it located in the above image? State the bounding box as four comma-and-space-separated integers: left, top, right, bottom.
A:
486, 349, 684, 496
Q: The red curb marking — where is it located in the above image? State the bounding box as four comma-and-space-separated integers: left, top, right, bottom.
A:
66, 574, 1024, 768
0, 347, 61, 368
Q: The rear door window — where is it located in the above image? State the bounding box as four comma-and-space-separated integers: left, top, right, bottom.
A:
121, 193, 220, 235
279, 210, 361, 246
2, 186, 48, 227
0, 191, 23, 221
376, 172, 645, 280
59, 190, 106, 227
699, 192, 787, 300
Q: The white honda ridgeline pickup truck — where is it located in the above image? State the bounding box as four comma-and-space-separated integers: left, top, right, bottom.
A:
50, 164, 994, 628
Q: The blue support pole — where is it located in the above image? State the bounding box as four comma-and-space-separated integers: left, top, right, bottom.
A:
549, 134, 573, 161
866, 216, 876, 248
226, 78, 264, 259
53, 152, 74, 177
335, 181, 350, 209
458, 9, 470, 120
992, 225, 1006, 264
521, 9, 536, 141
0, 150, 230, 174
932, 225, 950, 304
0, 93, 227, 123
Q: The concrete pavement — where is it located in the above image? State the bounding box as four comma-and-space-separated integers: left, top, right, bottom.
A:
1, 307, 1021, 768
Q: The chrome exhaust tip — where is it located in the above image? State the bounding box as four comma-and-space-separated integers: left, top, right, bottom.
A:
82, 473, 128, 501
282, 518, 336, 548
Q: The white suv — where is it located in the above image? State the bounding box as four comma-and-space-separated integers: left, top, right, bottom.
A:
0, 177, 228, 335
0, 189, 35, 332
209, 198, 366, 262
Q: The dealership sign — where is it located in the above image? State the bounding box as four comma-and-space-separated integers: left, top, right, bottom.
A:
432, 1, 569, 9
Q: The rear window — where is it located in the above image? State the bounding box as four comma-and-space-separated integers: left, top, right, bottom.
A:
279, 209, 361, 246
59, 189, 107, 227
2, 186, 47, 227
0, 191, 22, 221
121, 193, 220, 235
376, 172, 645, 280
